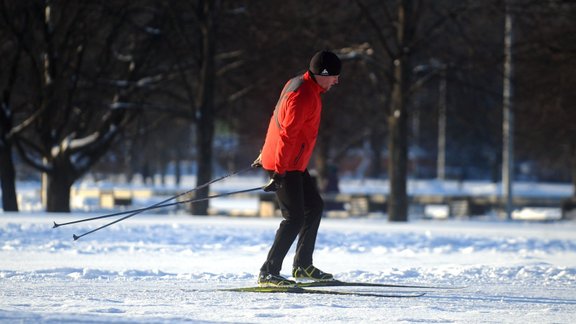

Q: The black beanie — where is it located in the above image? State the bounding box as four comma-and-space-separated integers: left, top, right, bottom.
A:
309, 50, 341, 76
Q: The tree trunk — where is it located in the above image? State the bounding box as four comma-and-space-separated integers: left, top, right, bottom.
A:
1, 39, 21, 212
193, 115, 215, 215
45, 170, 73, 212
192, 0, 216, 216
175, 147, 183, 187
387, 111, 408, 222
571, 141, 576, 199
0, 89, 17, 211
387, 0, 412, 222
0, 145, 19, 212
369, 130, 384, 178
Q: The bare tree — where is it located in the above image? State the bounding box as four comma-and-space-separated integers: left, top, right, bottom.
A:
0, 4, 22, 211
512, 0, 576, 195
0, 41, 19, 211
2, 0, 163, 212
154, 0, 221, 215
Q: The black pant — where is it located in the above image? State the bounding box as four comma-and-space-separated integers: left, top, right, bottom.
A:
260, 169, 324, 275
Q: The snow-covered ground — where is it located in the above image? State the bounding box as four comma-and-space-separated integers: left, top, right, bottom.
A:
1, 212, 575, 323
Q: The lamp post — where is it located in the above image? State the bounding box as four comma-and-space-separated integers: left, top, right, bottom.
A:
502, 3, 515, 219
437, 67, 447, 181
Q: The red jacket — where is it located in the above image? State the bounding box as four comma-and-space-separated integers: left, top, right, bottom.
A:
261, 71, 324, 174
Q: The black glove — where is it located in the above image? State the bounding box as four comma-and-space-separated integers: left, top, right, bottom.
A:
251, 153, 262, 168
262, 172, 285, 192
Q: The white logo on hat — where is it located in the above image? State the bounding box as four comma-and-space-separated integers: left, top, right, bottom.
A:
321, 68, 329, 75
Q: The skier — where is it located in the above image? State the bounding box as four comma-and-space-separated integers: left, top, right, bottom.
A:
253, 50, 342, 287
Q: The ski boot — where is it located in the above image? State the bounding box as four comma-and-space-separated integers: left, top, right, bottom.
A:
293, 265, 334, 281
258, 272, 297, 287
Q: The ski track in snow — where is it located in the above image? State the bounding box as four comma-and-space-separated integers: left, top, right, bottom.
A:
1, 215, 576, 323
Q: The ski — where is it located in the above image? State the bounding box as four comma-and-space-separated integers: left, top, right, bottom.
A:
219, 286, 425, 298
296, 279, 464, 290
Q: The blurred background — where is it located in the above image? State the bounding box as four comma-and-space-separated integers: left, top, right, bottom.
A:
1, 0, 574, 220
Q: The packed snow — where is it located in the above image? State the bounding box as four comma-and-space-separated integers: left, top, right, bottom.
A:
1, 209, 575, 323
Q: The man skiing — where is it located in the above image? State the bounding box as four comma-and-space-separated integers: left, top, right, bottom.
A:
253, 50, 342, 287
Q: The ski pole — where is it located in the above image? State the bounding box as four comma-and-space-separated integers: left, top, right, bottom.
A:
53, 166, 252, 228
71, 186, 262, 241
